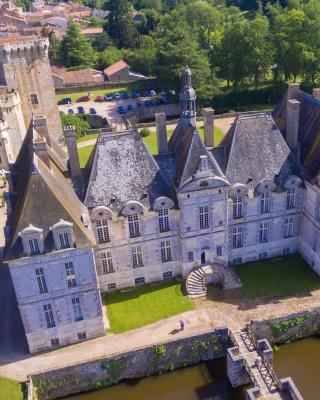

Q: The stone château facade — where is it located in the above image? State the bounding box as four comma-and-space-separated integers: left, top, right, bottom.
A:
5, 66, 320, 353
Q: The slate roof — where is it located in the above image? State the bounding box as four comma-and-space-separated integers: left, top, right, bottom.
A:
273, 90, 320, 183
84, 130, 174, 210
5, 126, 95, 260
220, 113, 301, 188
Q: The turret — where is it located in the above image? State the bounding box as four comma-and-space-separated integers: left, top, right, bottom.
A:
179, 66, 196, 125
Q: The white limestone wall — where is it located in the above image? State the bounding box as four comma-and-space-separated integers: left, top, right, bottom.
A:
9, 247, 105, 353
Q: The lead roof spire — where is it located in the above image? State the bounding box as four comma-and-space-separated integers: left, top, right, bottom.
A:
179, 66, 196, 125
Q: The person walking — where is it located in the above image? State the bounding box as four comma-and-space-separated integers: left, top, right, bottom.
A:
180, 320, 185, 331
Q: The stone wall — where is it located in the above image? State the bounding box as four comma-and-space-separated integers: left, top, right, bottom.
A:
249, 307, 320, 344
30, 327, 229, 400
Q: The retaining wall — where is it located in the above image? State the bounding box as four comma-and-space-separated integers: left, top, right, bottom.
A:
30, 327, 229, 400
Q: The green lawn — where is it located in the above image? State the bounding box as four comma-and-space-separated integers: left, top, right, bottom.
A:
56, 87, 128, 102
0, 376, 24, 400
78, 144, 94, 168
77, 132, 99, 143
104, 281, 194, 333
235, 254, 320, 299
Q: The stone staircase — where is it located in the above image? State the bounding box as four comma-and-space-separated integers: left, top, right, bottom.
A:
186, 263, 242, 298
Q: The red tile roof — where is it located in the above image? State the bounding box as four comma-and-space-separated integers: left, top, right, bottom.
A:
103, 60, 128, 76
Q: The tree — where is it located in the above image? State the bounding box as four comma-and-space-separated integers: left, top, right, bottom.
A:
91, 31, 114, 52
126, 35, 156, 75
59, 21, 96, 68
96, 47, 123, 70
60, 113, 90, 138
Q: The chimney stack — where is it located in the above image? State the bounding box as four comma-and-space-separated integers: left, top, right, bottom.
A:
313, 88, 320, 100
286, 100, 300, 150
64, 126, 81, 177
287, 83, 300, 101
203, 107, 215, 147
33, 136, 50, 169
155, 113, 168, 154
33, 117, 50, 145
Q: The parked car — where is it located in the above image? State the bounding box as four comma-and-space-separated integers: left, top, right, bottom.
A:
149, 89, 156, 97
94, 95, 105, 102
104, 94, 113, 101
76, 95, 90, 103
114, 92, 121, 100
131, 91, 139, 99
122, 91, 129, 99
160, 94, 170, 104
58, 97, 72, 105
127, 104, 134, 111
118, 105, 126, 114
67, 108, 74, 115
77, 106, 85, 114
145, 99, 154, 107
89, 107, 97, 114
136, 98, 145, 107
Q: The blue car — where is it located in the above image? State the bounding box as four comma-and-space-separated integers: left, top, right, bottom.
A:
58, 97, 72, 105
149, 89, 156, 97
89, 107, 97, 115
127, 104, 134, 111
114, 92, 121, 100
77, 106, 85, 114
145, 100, 154, 107
118, 105, 126, 114
67, 108, 74, 115
122, 92, 129, 99
131, 91, 139, 99
105, 94, 113, 101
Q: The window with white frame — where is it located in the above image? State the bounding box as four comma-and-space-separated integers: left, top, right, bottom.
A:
286, 188, 296, 209
199, 205, 209, 229
72, 297, 83, 322
107, 283, 116, 291
132, 245, 143, 268
65, 262, 77, 287
232, 226, 243, 248
233, 257, 242, 265
101, 251, 114, 273
233, 196, 243, 219
78, 331, 86, 340
161, 240, 172, 263
163, 271, 173, 280
259, 252, 268, 260
259, 222, 269, 243
135, 277, 145, 285
187, 251, 194, 262
284, 217, 294, 238
96, 219, 110, 243
29, 238, 40, 255
260, 192, 270, 214
216, 246, 222, 256
128, 214, 140, 238
35, 267, 48, 294
158, 209, 170, 232
59, 232, 70, 249
43, 304, 55, 328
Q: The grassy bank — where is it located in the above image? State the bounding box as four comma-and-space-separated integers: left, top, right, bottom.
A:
0, 376, 24, 400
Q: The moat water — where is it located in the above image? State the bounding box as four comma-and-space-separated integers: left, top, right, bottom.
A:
68, 337, 320, 400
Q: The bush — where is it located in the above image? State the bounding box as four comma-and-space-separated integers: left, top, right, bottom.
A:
140, 128, 151, 137
60, 112, 90, 138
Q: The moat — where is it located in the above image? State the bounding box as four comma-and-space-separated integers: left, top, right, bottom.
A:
67, 336, 320, 400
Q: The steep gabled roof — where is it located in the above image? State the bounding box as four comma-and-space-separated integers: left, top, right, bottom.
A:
84, 130, 174, 210
103, 60, 128, 77
220, 113, 300, 187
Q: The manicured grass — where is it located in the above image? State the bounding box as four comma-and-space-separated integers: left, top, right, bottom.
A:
104, 281, 195, 333
78, 144, 94, 168
142, 125, 224, 155
56, 87, 128, 102
0, 376, 24, 400
77, 132, 99, 143
235, 254, 320, 299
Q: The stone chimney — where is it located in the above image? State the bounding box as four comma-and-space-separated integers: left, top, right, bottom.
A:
64, 126, 81, 177
313, 88, 320, 100
155, 113, 168, 154
203, 107, 214, 147
286, 100, 300, 150
33, 136, 50, 169
287, 83, 300, 101
33, 117, 50, 145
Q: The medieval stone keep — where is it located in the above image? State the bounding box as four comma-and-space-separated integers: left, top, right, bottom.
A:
4, 66, 320, 353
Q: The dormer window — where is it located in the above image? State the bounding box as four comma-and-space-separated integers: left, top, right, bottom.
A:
29, 238, 40, 255
200, 180, 208, 187
51, 219, 74, 251
260, 192, 270, 214
59, 233, 70, 249
19, 224, 44, 256
233, 196, 243, 219
200, 155, 209, 172
286, 188, 296, 209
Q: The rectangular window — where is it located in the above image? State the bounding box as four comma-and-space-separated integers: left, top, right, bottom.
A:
72, 297, 83, 322
283, 247, 290, 255
161, 240, 172, 263
284, 217, 294, 238
135, 277, 145, 285
128, 214, 140, 238
29, 238, 40, 255
259, 222, 269, 243
132, 246, 143, 268
65, 262, 76, 288
232, 226, 243, 248
259, 252, 268, 260
187, 251, 194, 262
107, 283, 116, 291
260, 192, 270, 214
286, 188, 296, 209
43, 304, 55, 329
78, 331, 86, 340
163, 271, 173, 280
216, 246, 222, 256
158, 209, 170, 232
102, 251, 114, 273
51, 338, 59, 347
232, 257, 242, 265
35, 267, 48, 294
199, 205, 209, 229
233, 196, 243, 219
96, 219, 110, 243
59, 232, 70, 249
30, 93, 38, 105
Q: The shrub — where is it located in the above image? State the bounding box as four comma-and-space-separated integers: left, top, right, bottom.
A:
154, 344, 166, 358
140, 128, 151, 137
60, 112, 90, 138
